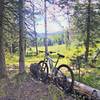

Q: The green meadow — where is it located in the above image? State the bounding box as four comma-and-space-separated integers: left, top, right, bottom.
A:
6, 44, 100, 67
6, 44, 85, 66
5, 44, 100, 89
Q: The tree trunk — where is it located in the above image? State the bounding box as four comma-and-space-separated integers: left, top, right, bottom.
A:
34, 31, 38, 55
0, 0, 6, 78
67, 9, 71, 45
9, 44, 14, 56
33, 3, 38, 55
19, 0, 25, 73
44, 0, 48, 56
74, 80, 100, 99
85, 0, 91, 63
24, 39, 27, 54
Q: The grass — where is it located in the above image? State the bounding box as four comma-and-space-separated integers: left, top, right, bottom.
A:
5, 44, 100, 89
81, 68, 100, 89
6, 44, 86, 66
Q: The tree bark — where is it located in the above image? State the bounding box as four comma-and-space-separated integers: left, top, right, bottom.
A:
44, 0, 48, 56
19, 0, 25, 73
32, 3, 38, 55
67, 6, 71, 45
74, 80, 100, 99
0, 0, 6, 77
85, 0, 91, 63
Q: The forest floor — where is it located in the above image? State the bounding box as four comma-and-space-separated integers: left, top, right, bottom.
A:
0, 69, 74, 100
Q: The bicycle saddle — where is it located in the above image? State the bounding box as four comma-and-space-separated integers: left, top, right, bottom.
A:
57, 53, 65, 58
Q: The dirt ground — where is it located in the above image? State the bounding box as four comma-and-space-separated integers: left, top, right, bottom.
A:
0, 73, 74, 100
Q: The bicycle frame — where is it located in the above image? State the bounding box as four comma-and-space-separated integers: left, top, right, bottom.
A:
43, 54, 61, 73
38, 51, 74, 93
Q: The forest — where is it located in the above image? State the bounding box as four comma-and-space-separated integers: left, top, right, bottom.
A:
0, 0, 100, 100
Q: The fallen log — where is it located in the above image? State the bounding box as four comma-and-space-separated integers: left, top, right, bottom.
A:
73, 80, 100, 100
30, 63, 100, 99
47, 74, 100, 99
49, 76, 100, 99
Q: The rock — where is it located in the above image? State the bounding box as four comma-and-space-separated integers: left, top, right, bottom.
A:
30, 63, 40, 80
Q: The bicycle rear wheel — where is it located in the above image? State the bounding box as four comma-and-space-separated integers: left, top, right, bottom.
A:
38, 61, 48, 82
55, 64, 74, 93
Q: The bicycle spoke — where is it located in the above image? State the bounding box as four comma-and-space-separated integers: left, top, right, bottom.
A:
38, 61, 48, 82
55, 64, 74, 93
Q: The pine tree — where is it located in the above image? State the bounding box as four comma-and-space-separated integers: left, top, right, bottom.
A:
0, 0, 6, 78
18, 0, 25, 73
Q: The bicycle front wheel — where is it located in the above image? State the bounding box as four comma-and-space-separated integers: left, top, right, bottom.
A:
38, 61, 48, 82
55, 64, 74, 93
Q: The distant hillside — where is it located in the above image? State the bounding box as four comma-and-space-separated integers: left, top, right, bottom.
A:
37, 31, 64, 38
26, 31, 64, 46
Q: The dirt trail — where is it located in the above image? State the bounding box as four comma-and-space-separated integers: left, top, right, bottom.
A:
0, 69, 74, 100
16, 78, 49, 100
0, 75, 74, 100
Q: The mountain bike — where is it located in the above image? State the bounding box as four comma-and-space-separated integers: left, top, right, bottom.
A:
38, 51, 74, 93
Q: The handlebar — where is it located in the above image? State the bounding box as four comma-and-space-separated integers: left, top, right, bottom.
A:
39, 50, 56, 54
49, 51, 56, 54
39, 50, 65, 58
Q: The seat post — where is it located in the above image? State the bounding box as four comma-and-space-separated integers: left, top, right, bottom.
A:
55, 56, 60, 67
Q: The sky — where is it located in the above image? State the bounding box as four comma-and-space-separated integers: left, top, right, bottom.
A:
36, 21, 63, 33
25, 0, 69, 33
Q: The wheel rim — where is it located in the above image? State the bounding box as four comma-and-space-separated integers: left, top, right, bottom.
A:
38, 61, 48, 81
56, 65, 74, 92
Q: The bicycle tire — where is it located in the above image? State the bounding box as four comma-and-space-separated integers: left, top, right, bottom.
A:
55, 64, 74, 93
38, 60, 49, 82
